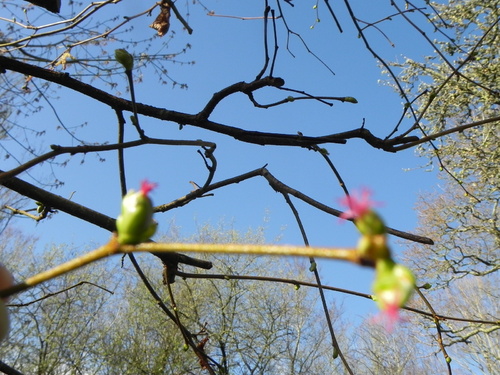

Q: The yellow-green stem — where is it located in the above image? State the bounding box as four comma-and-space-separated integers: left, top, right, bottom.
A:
0, 241, 360, 299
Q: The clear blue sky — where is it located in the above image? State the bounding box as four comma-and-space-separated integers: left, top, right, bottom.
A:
6, 1, 441, 327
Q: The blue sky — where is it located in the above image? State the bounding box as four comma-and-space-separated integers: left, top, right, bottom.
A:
4, 0, 442, 324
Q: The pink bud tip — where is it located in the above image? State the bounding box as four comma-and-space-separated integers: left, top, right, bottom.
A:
339, 188, 379, 220
371, 303, 402, 333
140, 180, 157, 196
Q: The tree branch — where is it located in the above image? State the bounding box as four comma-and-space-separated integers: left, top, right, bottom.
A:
0, 56, 421, 150
0, 170, 213, 272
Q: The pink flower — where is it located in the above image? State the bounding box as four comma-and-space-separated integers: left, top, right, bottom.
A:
371, 302, 402, 333
140, 180, 157, 196
339, 188, 377, 220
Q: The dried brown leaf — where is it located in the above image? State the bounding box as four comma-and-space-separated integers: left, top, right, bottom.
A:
149, 3, 171, 37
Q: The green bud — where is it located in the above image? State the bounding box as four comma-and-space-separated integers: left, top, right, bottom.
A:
318, 148, 329, 155
446, 356, 452, 363
115, 48, 134, 72
373, 259, 416, 311
116, 181, 157, 244
355, 210, 386, 236
333, 348, 339, 359
420, 282, 432, 290
309, 261, 317, 272
130, 115, 138, 126
357, 234, 390, 260
294, 284, 300, 290
344, 96, 358, 103
36, 201, 45, 214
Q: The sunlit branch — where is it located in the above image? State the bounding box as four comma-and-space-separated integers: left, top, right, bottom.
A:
393, 1, 499, 99
127, 249, 219, 375
0, 240, 364, 299
0, 0, 120, 49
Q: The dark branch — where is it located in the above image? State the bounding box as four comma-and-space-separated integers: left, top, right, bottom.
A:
0, 171, 212, 272
0, 56, 420, 151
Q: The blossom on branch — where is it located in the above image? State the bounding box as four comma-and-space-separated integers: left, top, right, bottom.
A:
339, 188, 374, 220
339, 189, 385, 235
372, 259, 416, 331
339, 188, 416, 331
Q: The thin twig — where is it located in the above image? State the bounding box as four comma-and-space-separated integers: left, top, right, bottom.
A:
415, 288, 453, 374
281, 192, 354, 373
176, 271, 500, 326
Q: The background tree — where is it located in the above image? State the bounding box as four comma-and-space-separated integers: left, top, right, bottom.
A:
390, 1, 500, 373
1, 223, 345, 375
394, 0, 499, 282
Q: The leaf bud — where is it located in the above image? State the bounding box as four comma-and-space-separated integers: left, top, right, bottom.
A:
420, 282, 432, 290
116, 181, 158, 244
115, 48, 134, 72
344, 96, 358, 103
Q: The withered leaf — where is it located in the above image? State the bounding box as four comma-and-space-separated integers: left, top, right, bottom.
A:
149, 2, 171, 37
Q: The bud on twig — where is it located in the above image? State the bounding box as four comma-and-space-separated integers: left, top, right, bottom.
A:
116, 181, 158, 244
115, 48, 134, 72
